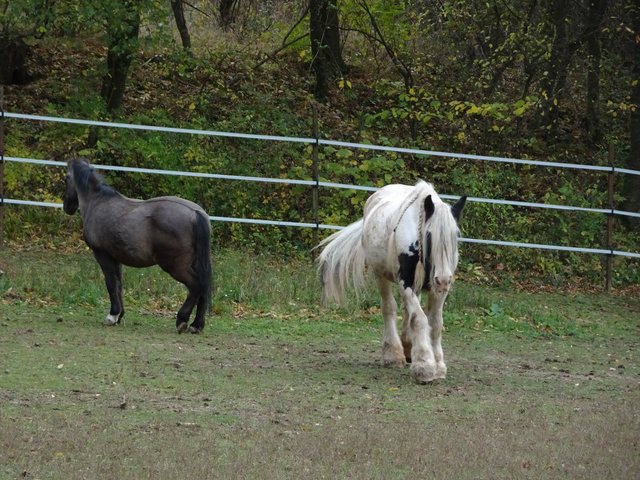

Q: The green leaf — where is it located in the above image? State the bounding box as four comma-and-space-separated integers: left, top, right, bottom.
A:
336, 148, 353, 158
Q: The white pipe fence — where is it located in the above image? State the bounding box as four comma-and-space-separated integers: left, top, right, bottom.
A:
2, 112, 640, 261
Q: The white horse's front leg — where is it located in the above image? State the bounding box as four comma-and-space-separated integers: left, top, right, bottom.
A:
104, 313, 119, 326
427, 291, 448, 379
377, 277, 405, 367
401, 288, 437, 384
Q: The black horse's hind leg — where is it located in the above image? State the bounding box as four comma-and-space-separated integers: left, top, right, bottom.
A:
159, 260, 201, 333
93, 249, 124, 326
164, 212, 212, 334
189, 294, 208, 333
176, 288, 201, 333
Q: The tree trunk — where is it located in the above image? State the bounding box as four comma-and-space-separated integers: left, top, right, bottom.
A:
622, 4, 640, 227
90, 0, 141, 148
310, 0, 346, 102
584, 0, 609, 143
99, 0, 141, 113
324, 0, 347, 74
538, 0, 570, 132
219, 0, 237, 29
0, 35, 31, 85
171, 0, 192, 51
310, 0, 329, 101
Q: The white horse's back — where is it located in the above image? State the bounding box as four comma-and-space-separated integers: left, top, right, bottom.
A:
362, 181, 444, 282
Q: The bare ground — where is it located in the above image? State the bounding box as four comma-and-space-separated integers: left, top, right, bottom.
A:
1, 303, 638, 480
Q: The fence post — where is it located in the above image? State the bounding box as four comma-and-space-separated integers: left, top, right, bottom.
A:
0, 84, 4, 249
605, 143, 615, 292
311, 101, 320, 249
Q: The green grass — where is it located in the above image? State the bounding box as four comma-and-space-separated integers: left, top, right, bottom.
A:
1, 247, 639, 479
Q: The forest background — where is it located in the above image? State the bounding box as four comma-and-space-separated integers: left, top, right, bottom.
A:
1, 0, 639, 288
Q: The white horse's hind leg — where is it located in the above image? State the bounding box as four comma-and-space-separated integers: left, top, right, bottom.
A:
377, 277, 405, 367
427, 291, 448, 379
401, 288, 438, 383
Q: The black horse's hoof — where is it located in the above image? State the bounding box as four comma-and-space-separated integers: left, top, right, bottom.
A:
176, 322, 189, 334
188, 325, 202, 334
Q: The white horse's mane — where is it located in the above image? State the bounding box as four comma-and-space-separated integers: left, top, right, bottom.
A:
413, 181, 460, 290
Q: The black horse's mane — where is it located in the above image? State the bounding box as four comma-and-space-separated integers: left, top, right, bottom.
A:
71, 159, 117, 197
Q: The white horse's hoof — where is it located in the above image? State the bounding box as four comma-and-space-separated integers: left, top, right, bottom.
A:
383, 357, 407, 368
103, 314, 119, 326
435, 362, 447, 380
411, 361, 438, 384
383, 343, 406, 367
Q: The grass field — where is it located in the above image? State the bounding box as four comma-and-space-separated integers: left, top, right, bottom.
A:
1, 247, 639, 479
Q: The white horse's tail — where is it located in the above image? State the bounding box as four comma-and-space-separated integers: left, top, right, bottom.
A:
315, 219, 366, 304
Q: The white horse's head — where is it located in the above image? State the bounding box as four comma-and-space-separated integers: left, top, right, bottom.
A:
424, 194, 467, 294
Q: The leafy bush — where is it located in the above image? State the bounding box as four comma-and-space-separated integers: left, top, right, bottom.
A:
3, 13, 638, 287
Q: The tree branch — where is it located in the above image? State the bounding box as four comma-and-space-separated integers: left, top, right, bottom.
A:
252, 33, 308, 71
183, 0, 212, 19
355, 0, 413, 89
282, 3, 310, 48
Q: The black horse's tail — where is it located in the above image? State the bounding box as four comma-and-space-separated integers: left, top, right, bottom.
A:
192, 211, 213, 314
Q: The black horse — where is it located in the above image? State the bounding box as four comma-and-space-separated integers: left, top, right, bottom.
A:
63, 158, 213, 333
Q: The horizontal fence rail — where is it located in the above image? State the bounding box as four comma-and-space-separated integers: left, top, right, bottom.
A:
6, 156, 640, 220
5, 197, 639, 259
2, 113, 640, 262
6, 112, 640, 176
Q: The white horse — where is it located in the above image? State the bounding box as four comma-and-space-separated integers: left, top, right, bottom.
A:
316, 180, 466, 384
